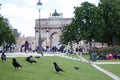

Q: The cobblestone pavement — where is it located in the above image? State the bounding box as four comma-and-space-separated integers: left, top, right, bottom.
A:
1, 52, 120, 80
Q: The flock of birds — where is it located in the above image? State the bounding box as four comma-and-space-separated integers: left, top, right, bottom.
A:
1, 52, 80, 73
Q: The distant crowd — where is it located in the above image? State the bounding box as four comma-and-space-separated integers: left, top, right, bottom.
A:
0, 40, 86, 55
98, 53, 120, 60
0, 40, 76, 53
0, 43, 16, 53
90, 52, 120, 62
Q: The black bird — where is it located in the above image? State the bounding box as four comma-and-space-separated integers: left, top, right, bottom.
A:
26, 55, 37, 64
74, 66, 80, 70
12, 58, 22, 69
1, 52, 7, 61
53, 62, 65, 72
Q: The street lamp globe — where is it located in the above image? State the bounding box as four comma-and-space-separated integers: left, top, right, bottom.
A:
0, 4, 2, 16
37, 0, 42, 10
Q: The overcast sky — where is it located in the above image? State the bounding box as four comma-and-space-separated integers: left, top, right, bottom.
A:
0, 0, 99, 37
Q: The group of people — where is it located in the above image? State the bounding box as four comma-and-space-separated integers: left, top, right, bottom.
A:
0, 43, 16, 53
90, 52, 120, 62
98, 53, 120, 60
75, 47, 83, 56
41, 45, 66, 53
0, 40, 85, 55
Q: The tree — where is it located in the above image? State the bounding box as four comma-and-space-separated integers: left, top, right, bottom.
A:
59, 20, 77, 49
73, 2, 104, 49
0, 16, 16, 45
60, 0, 120, 50
99, 0, 120, 46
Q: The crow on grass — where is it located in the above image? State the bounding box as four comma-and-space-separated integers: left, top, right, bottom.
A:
1, 52, 7, 61
26, 55, 37, 64
74, 66, 80, 70
12, 58, 22, 69
53, 62, 65, 72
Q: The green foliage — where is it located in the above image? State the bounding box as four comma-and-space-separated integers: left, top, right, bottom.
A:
60, 0, 120, 48
0, 16, 16, 45
59, 20, 77, 45
73, 2, 105, 49
99, 0, 120, 46
89, 46, 120, 55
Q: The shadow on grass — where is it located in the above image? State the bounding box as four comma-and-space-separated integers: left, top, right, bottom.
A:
51, 71, 65, 75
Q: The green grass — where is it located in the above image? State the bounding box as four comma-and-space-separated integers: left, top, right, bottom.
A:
99, 64, 120, 77
65, 53, 79, 58
66, 53, 91, 61
82, 53, 91, 60
98, 59, 120, 62
0, 56, 113, 80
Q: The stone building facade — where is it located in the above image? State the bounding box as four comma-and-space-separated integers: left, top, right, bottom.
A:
35, 11, 72, 50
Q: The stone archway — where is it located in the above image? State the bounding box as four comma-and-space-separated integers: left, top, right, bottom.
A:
50, 32, 59, 48
35, 14, 72, 49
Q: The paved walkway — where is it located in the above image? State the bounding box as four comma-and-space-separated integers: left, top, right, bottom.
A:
1, 52, 120, 80
1, 52, 63, 57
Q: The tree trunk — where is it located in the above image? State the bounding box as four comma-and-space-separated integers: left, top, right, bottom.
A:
112, 36, 117, 47
89, 41, 92, 50
70, 41, 73, 49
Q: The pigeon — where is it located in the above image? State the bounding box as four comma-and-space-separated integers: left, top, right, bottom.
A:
12, 58, 22, 69
53, 62, 65, 72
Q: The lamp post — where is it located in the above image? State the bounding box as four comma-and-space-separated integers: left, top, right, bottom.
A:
36, 0, 43, 56
0, 4, 2, 16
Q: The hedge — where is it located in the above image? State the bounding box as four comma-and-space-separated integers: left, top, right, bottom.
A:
89, 46, 120, 55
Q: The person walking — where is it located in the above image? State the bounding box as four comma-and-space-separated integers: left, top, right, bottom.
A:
78, 46, 83, 56
24, 41, 29, 53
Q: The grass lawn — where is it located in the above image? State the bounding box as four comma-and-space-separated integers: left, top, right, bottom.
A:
65, 53, 79, 58
97, 59, 120, 62
65, 53, 91, 61
99, 64, 120, 77
0, 56, 113, 80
